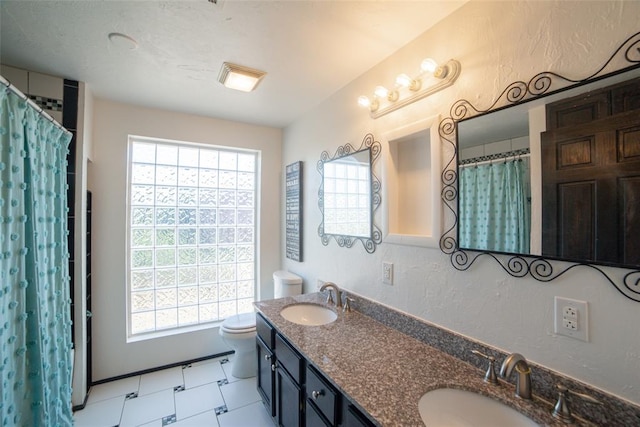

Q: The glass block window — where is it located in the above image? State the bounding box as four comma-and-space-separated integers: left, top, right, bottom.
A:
127, 136, 258, 337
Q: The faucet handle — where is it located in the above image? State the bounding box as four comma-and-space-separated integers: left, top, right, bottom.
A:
471, 350, 499, 385
325, 289, 334, 305
552, 384, 603, 423
343, 297, 354, 312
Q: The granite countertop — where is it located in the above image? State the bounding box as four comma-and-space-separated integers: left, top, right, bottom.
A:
255, 292, 589, 427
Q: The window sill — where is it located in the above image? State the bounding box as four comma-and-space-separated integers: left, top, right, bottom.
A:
126, 320, 223, 343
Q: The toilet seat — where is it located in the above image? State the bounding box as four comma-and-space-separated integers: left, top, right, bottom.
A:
221, 312, 256, 335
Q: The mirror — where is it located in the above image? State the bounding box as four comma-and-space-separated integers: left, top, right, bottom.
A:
318, 133, 382, 253
439, 30, 640, 302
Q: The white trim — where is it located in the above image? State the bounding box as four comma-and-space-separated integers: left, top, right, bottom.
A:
126, 320, 223, 343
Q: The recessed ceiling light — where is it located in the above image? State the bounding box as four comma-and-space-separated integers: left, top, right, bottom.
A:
108, 32, 138, 50
218, 62, 266, 92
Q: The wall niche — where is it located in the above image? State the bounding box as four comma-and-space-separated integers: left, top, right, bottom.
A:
382, 116, 442, 248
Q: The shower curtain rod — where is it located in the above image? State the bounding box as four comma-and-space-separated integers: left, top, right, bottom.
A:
0, 74, 72, 136
459, 152, 530, 168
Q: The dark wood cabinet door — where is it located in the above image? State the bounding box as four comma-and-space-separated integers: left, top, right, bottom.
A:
306, 400, 331, 427
344, 404, 376, 427
277, 367, 302, 427
542, 109, 640, 264
257, 337, 275, 417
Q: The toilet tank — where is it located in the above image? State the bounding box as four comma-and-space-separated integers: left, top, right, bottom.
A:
273, 270, 303, 298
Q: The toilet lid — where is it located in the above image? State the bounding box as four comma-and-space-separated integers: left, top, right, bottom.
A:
222, 312, 256, 331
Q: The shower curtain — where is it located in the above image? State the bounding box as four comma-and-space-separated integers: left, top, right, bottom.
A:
1, 87, 73, 425
459, 159, 531, 254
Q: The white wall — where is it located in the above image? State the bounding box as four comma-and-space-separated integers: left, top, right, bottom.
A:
90, 99, 282, 381
283, 0, 640, 404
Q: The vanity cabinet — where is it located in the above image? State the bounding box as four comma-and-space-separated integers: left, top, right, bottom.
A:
256, 313, 376, 427
256, 313, 276, 417
257, 312, 304, 427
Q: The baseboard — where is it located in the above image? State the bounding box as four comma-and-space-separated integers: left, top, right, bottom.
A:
71, 392, 90, 412
90, 350, 235, 387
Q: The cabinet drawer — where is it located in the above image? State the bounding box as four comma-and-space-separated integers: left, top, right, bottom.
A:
256, 312, 274, 349
306, 365, 338, 426
275, 333, 303, 383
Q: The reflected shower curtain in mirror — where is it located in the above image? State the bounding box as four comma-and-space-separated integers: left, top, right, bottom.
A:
1, 88, 73, 425
459, 159, 530, 254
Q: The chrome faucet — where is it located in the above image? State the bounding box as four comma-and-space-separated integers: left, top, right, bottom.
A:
319, 282, 342, 308
499, 353, 532, 399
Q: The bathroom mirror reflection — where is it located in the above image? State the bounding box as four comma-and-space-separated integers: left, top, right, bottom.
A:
318, 133, 382, 253
322, 149, 372, 237
455, 66, 640, 269
457, 108, 531, 255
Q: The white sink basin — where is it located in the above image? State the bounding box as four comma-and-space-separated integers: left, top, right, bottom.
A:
418, 388, 539, 427
280, 304, 337, 326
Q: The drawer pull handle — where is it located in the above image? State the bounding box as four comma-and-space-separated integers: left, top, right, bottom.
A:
311, 390, 324, 400
265, 354, 272, 361
271, 364, 276, 372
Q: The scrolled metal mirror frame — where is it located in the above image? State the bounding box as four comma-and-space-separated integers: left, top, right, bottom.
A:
318, 133, 382, 253
438, 31, 640, 303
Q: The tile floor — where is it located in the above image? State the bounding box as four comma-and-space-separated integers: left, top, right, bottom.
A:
74, 355, 274, 427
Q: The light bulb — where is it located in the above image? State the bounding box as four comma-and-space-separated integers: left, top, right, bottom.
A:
357, 96, 371, 108
395, 74, 412, 88
421, 58, 438, 73
395, 74, 420, 91
358, 96, 379, 112
374, 86, 389, 98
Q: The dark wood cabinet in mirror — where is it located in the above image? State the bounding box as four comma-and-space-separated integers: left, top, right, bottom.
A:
439, 30, 640, 302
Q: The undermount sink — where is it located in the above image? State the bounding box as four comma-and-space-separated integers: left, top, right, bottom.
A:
280, 303, 337, 326
418, 388, 539, 427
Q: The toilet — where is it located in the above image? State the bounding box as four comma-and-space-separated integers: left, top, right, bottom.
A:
272, 270, 303, 297
219, 270, 303, 378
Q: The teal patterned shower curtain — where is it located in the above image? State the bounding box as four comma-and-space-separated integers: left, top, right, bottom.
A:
459, 159, 531, 254
1, 87, 73, 425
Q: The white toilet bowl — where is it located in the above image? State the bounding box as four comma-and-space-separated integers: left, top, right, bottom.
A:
219, 312, 257, 379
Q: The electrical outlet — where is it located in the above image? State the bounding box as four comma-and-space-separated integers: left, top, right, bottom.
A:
563, 318, 578, 330
563, 306, 577, 320
554, 296, 589, 342
382, 262, 393, 285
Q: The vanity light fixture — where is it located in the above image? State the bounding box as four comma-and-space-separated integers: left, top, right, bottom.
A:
358, 95, 377, 109
218, 62, 266, 92
358, 58, 461, 118
374, 85, 399, 101
421, 58, 438, 73
395, 73, 420, 91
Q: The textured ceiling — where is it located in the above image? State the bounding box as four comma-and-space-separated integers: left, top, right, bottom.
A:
0, 0, 466, 128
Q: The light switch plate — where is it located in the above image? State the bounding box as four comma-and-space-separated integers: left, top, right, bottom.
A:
554, 296, 589, 342
382, 262, 393, 285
